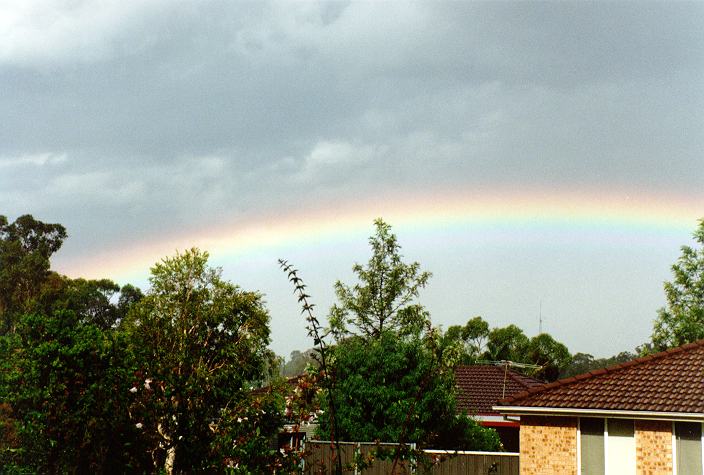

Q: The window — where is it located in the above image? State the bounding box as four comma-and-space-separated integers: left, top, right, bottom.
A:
675, 422, 703, 475
580, 418, 605, 475
579, 418, 635, 475
606, 419, 635, 475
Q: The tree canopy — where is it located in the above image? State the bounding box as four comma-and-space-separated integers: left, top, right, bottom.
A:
317, 331, 500, 451
651, 219, 704, 350
319, 220, 499, 451
442, 317, 573, 382
329, 219, 431, 340
442, 316, 490, 364
0, 216, 294, 474
0, 214, 67, 333
123, 248, 283, 473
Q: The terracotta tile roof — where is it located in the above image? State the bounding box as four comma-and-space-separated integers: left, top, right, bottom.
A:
498, 340, 704, 414
455, 365, 545, 415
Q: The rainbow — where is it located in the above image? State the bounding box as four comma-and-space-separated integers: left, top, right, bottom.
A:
53, 186, 702, 283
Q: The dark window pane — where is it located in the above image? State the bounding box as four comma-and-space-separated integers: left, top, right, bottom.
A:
608, 418, 634, 438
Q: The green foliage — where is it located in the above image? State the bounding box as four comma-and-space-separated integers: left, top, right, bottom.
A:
1, 216, 293, 472
329, 219, 431, 339
317, 332, 500, 451
124, 248, 283, 472
33, 275, 137, 330
0, 214, 67, 334
526, 333, 571, 382
1, 311, 148, 473
485, 327, 572, 382
561, 350, 636, 378
321, 221, 498, 452
651, 219, 704, 350
443, 318, 572, 382
485, 324, 530, 363
210, 389, 299, 473
442, 316, 490, 364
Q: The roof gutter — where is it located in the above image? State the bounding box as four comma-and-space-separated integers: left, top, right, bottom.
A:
493, 405, 704, 422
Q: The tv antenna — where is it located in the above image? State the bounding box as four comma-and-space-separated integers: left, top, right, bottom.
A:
476, 360, 544, 398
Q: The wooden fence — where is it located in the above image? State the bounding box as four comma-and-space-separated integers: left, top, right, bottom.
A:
304, 441, 519, 475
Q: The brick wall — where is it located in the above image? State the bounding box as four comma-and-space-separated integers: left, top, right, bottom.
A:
519, 415, 577, 475
635, 420, 672, 475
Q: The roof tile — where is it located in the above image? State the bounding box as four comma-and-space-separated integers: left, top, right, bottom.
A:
498, 340, 704, 414
454, 365, 544, 415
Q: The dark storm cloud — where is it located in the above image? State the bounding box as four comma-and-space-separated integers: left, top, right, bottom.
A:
1, 1, 702, 254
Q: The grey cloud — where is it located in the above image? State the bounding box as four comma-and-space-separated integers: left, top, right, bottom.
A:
1, 0, 702, 256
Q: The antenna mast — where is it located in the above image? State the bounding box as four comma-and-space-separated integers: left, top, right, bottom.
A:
539, 299, 543, 335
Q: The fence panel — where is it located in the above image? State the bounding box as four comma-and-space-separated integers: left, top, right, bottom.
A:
419, 451, 519, 475
304, 442, 519, 475
357, 442, 412, 475
304, 441, 356, 474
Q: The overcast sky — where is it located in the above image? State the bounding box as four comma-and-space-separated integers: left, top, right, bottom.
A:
2, 1, 703, 359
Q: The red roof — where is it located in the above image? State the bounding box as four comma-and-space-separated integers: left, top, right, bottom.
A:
455, 365, 544, 415
498, 340, 704, 414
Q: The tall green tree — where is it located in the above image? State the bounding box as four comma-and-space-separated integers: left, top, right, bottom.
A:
321, 220, 498, 451
123, 248, 281, 473
651, 219, 704, 350
329, 219, 431, 339
281, 349, 317, 377
0, 214, 67, 333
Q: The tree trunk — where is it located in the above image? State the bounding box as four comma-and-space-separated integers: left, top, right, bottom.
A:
165, 445, 176, 475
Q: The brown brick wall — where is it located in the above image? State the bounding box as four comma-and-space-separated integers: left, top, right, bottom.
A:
519, 416, 577, 475
635, 419, 672, 475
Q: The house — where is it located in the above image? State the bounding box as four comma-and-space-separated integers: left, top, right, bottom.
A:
455, 364, 544, 451
495, 340, 704, 475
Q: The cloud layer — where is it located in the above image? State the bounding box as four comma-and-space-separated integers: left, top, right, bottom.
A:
2, 1, 703, 356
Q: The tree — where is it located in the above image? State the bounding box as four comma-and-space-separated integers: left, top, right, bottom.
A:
442, 316, 490, 364
329, 219, 431, 339
320, 221, 498, 453
281, 349, 317, 377
651, 219, 704, 350
562, 352, 597, 377
2, 310, 147, 473
34, 276, 127, 329
0, 215, 151, 472
484, 324, 530, 363
561, 350, 636, 378
317, 331, 500, 451
123, 248, 281, 473
0, 214, 67, 333
525, 333, 571, 382
481, 324, 571, 382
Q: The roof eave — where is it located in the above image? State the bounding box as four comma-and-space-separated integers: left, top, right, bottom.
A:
493, 405, 704, 422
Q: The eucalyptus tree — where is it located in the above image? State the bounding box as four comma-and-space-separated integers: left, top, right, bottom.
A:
0, 214, 67, 333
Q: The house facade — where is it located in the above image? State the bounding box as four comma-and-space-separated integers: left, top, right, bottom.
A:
495, 340, 704, 475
